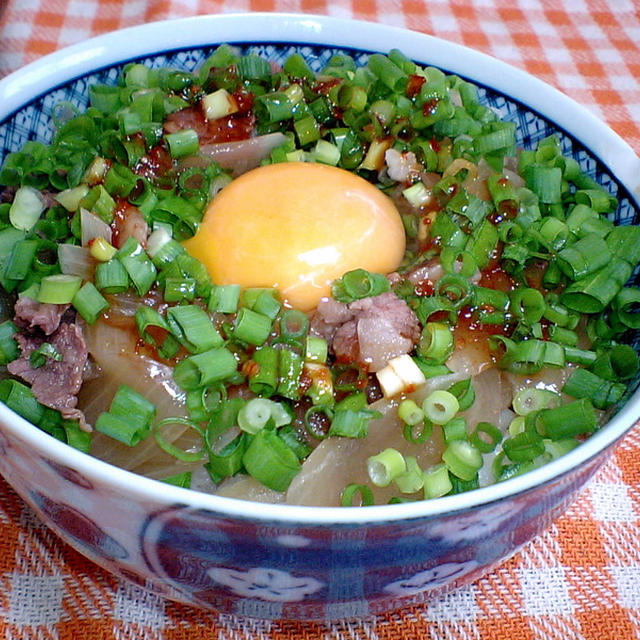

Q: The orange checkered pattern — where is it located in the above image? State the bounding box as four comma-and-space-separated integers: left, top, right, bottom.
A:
1, 1, 640, 638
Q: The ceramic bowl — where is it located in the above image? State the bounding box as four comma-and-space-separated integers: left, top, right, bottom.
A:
0, 13, 639, 622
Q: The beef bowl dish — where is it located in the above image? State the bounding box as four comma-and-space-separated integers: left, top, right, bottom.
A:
0, 14, 639, 621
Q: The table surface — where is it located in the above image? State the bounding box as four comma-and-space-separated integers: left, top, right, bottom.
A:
1, 1, 640, 638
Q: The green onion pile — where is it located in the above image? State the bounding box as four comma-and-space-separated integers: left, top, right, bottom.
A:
0, 45, 638, 506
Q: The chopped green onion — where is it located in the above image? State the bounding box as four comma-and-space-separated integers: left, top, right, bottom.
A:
150, 237, 185, 268
417, 321, 453, 363
524, 164, 562, 203
340, 483, 374, 507
535, 398, 597, 440
164, 277, 196, 303
277, 348, 303, 400
402, 418, 433, 444
329, 408, 379, 439
206, 432, 248, 479
233, 307, 272, 345
95, 384, 155, 446
36, 274, 82, 304
252, 290, 282, 320
94, 258, 129, 293
435, 273, 471, 310
208, 284, 240, 313
166, 305, 223, 353
556, 233, 611, 280
247, 346, 279, 396
561, 258, 632, 314
0, 378, 47, 425
367, 53, 408, 91
590, 344, 638, 381
442, 440, 483, 481
116, 238, 157, 296
135, 307, 178, 358
606, 225, 640, 265
443, 416, 467, 443
331, 268, 390, 303
397, 399, 424, 425
393, 456, 424, 494
4, 239, 38, 281
447, 471, 480, 495
447, 378, 475, 411
165, 128, 199, 158
153, 417, 204, 462
613, 287, 640, 329
278, 424, 312, 460
10, 186, 45, 231
80, 185, 115, 223
423, 463, 453, 499
29, 342, 61, 368
0, 320, 19, 365
422, 389, 459, 425
470, 421, 502, 453
367, 448, 406, 487
173, 347, 238, 391
564, 346, 597, 366
161, 472, 192, 488
502, 431, 545, 463
242, 427, 301, 492
508, 415, 526, 436
279, 309, 309, 342
509, 288, 545, 323
72, 281, 108, 324
562, 368, 626, 410
512, 388, 561, 416
237, 398, 277, 434
305, 335, 328, 363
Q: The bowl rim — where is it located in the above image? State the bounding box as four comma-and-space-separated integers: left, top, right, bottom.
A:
1, 12, 639, 526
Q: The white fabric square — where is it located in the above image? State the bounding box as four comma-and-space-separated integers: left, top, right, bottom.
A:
113, 581, 166, 630
424, 584, 478, 622
517, 567, 574, 616
589, 482, 636, 522
609, 566, 640, 609
592, 48, 624, 65
555, 73, 589, 89
65, 0, 96, 18
6, 573, 65, 627
383, 12, 407, 28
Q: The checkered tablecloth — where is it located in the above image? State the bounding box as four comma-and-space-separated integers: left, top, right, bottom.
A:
1, 1, 640, 638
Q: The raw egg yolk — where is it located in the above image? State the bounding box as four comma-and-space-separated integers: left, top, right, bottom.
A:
182, 162, 406, 311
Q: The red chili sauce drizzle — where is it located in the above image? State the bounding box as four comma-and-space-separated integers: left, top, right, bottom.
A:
162, 90, 254, 145
453, 258, 515, 361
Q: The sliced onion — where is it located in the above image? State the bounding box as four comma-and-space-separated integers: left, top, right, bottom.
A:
146, 227, 172, 258
503, 167, 525, 189
113, 205, 148, 249
79, 318, 189, 475
285, 376, 457, 506
81, 207, 112, 247
200, 132, 288, 176
57, 243, 94, 279
444, 158, 478, 180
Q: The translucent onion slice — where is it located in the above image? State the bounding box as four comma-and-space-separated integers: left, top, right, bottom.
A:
81, 207, 112, 247
199, 132, 287, 176
58, 243, 94, 280
79, 318, 192, 476
285, 374, 460, 506
215, 475, 285, 503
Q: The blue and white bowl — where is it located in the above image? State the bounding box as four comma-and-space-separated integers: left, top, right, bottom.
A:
0, 13, 639, 621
